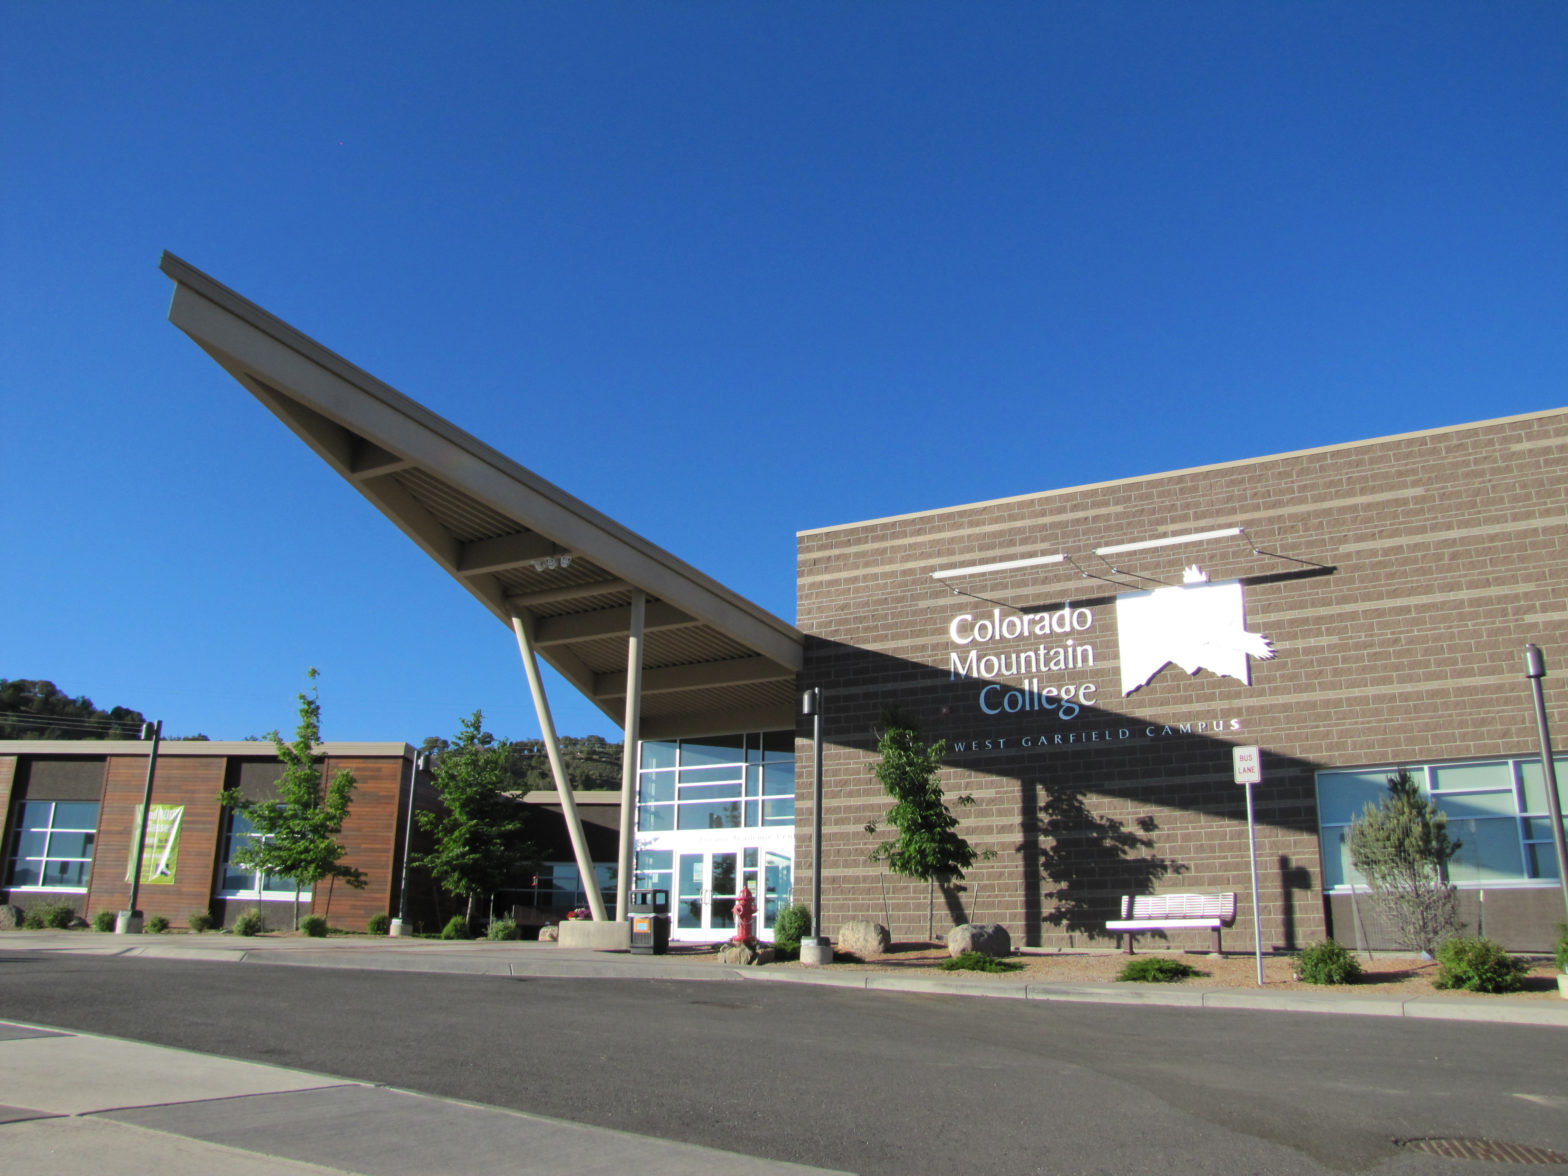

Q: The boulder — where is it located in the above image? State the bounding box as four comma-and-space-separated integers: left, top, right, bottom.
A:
947, 922, 1012, 958
0, 904, 21, 931
837, 920, 891, 958
718, 942, 775, 966
537, 924, 559, 942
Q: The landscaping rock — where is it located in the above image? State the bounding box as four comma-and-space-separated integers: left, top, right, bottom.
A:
537, 925, 559, 942
837, 920, 891, 957
947, 922, 1012, 958
718, 942, 775, 965
0, 904, 22, 931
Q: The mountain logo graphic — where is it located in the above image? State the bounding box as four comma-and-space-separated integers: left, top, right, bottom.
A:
1114, 565, 1274, 696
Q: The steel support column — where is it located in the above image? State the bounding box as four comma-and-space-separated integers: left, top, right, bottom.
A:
511, 610, 608, 922
615, 592, 646, 919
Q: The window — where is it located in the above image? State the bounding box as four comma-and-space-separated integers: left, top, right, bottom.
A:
217, 810, 308, 900
636, 732, 794, 834
5, 801, 98, 891
1317, 756, 1567, 890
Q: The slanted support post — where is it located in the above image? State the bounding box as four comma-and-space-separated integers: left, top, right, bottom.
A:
511, 609, 608, 923
615, 592, 646, 920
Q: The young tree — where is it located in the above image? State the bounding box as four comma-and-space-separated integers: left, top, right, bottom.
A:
864, 711, 990, 939
217, 669, 364, 928
414, 710, 538, 932
1348, 769, 1463, 954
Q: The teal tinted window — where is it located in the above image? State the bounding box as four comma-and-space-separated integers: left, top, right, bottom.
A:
1519, 757, 1568, 813
1316, 771, 1393, 827
1430, 761, 1511, 793
640, 741, 677, 770
680, 736, 746, 767
1446, 817, 1525, 884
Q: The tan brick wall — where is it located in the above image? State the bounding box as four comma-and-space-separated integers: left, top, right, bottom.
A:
795, 410, 1568, 949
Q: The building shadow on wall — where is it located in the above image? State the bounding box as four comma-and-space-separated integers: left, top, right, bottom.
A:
803, 633, 1329, 949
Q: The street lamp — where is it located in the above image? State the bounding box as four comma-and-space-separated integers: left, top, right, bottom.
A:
1523, 645, 1568, 925
800, 687, 830, 966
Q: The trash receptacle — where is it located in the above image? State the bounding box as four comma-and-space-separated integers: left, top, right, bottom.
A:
628, 888, 671, 955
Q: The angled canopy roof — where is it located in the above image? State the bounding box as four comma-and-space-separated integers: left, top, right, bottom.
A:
161, 252, 803, 739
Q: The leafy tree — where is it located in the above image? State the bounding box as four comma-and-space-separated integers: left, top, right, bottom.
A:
217, 670, 364, 928
864, 711, 991, 939
1348, 769, 1462, 955
0, 679, 146, 740
413, 710, 538, 932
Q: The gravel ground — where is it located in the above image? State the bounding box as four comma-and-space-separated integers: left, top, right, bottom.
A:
742, 942, 1567, 999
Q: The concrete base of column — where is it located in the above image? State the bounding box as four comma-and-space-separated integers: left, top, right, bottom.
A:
800, 937, 833, 967
114, 911, 143, 935
558, 920, 633, 951
388, 918, 411, 937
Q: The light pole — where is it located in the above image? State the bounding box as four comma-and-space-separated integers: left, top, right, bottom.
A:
800, 687, 830, 966
391, 749, 430, 937
1523, 645, 1568, 925
119, 719, 162, 934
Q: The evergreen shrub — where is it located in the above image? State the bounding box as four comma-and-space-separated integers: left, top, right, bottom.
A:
440, 915, 470, 940
1116, 956, 1197, 983
940, 950, 1023, 973
1554, 924, 1568, 973
1296, 939, 1363, 985
24, 900, 77, 929
487, 917, 520, 941
187, 910, 215, 933
367, 913, 391, 936
146, 915, 169, 934
300, 914, 328, 938
233, 908, 266, 937
772, 904, 812, 954
1434, 937, 1526, 993
92, 909, 117, 933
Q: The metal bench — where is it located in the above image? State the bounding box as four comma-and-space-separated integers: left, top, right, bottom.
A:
1105, 892, 1237, 953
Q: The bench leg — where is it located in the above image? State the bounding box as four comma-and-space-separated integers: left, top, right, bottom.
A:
1123, 933, 1134, 954
1212, 928, 1222, 954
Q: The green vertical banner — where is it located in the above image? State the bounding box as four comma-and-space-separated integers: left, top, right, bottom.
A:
126, 805, 183, 885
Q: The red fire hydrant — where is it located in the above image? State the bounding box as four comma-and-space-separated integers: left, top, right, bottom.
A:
731, 883, 756, 944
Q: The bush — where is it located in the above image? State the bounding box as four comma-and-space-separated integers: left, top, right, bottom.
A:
187, 910, 215, 933
1434, 936, 1527, 993
1116, 956, 1198, 983
1296, 939, 1363, 986
440, 915, 470, 940
92, 909, 118, 933
233, 909, 266, 937
941, 950, 1024, 973
300, 914, 328, 938
24, 900, 78, 930
1554, 924, 1568, 973
487, 917, 520, 941
367, 913, 391, 936
146, 915, 169, 934
773, 904, 812, 953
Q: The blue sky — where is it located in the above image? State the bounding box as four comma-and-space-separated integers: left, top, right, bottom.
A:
3, 3, 1564, 745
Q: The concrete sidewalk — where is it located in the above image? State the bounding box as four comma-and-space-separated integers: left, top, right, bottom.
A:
3, 929, 1567, 1026
0, 1020, 851, 1176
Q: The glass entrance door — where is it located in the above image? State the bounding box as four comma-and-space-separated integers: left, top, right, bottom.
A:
675, 850, 741, 941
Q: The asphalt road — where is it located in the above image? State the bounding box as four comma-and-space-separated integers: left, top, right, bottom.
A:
2, 951, 1565, 1176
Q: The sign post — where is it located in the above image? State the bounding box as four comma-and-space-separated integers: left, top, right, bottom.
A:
1232, 745, 1265, 987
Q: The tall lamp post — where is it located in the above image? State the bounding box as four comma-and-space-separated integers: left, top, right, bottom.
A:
1524, 645, 1568, 924
118, 719, 162, 934
800, 687, 831, 966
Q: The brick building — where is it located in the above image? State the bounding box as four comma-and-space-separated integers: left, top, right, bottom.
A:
128, 258, 1567, 952
795, 408, 1568, 951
